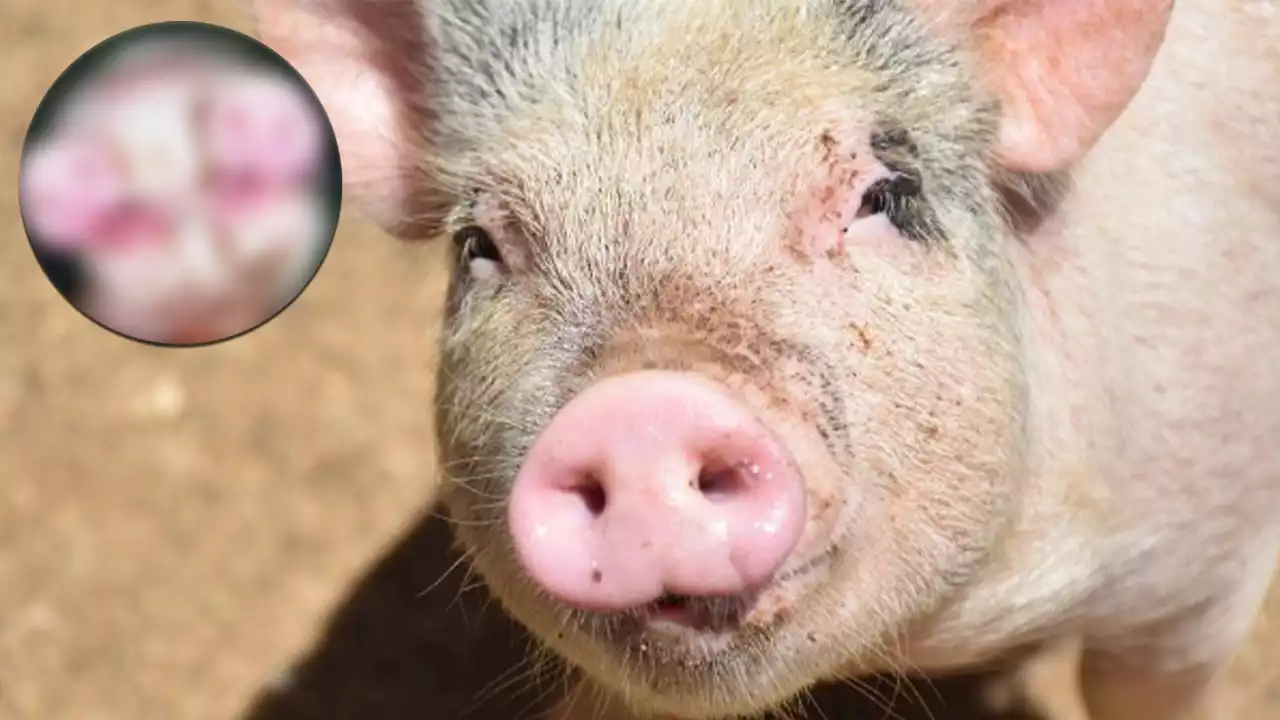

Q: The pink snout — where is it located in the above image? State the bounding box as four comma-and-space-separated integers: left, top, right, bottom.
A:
507, 371, 806, 613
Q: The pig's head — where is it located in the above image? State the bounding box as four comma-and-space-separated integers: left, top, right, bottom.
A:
253, 0, 1171, 716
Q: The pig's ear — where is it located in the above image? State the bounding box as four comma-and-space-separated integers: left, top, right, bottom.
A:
918, 0, 1174, 173
248, 0, 446, 238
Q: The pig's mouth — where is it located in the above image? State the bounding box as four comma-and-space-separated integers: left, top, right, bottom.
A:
606, 544, 839, 642
633, 592, 751, 633
581, 539, 843, 665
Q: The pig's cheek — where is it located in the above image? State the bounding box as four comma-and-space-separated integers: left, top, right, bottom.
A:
844, 214, 931, 266
793, 435, 854, 555
765, 370, 858, 573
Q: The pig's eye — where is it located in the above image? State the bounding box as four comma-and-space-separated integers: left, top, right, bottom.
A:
854, 172, 922, 229
856, 181, 891, 218
454, 225, 501, 261
453, 225, 504, 277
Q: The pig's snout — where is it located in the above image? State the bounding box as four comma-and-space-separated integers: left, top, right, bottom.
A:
507, 371, 806, 614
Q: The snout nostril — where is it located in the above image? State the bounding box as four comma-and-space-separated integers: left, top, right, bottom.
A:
573, 477, 608, 517
696, 462, 754, 501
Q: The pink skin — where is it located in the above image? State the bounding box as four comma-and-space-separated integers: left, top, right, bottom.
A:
203, 75, 324, 215
20, 133, 138, 251
507, 371, 807, 613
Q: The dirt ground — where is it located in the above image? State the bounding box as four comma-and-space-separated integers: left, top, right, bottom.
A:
0, 3, 1276, 720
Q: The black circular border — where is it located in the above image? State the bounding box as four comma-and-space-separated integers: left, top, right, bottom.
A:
17, 20, 345, 349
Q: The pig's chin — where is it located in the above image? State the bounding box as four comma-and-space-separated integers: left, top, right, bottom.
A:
521, 535, 845, 715
612, 544, 836, 641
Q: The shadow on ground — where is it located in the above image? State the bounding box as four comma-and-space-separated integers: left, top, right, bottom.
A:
241, 508, 1045, 720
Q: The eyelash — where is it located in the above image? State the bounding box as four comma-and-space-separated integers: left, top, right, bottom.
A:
452, 225, 502, 265
854, 169, 927, 241
856, 171, 920, 221
449, 166, 925, 275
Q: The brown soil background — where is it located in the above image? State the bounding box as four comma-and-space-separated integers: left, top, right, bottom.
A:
0, 3, 1275, 719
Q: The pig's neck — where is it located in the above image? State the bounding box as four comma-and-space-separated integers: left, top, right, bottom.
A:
903, 1, 1280, 669
900, 178, 1119, 671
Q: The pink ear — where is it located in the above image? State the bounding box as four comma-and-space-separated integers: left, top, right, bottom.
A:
20, 133, 126, 250
248, 0, 446, 238
911, 0, 1174, 173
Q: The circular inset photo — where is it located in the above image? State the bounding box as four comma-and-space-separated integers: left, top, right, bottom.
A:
19, 21, 342, 347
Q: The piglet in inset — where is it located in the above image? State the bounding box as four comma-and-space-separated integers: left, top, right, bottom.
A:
22, 53, 329, 345
22, 83, 235, 344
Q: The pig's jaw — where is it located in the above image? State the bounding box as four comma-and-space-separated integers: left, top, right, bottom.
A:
605, 535, 840, 638
452, 477, 845, 716
493, 517, 847, 717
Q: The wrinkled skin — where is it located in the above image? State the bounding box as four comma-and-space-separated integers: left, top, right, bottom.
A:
251, 0, 1280, 718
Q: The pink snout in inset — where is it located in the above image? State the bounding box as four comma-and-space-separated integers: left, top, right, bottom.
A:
507, 371, 806, 613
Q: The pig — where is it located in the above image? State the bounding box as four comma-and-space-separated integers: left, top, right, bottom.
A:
20, 45, 332, 345
250, 0, 1280, 718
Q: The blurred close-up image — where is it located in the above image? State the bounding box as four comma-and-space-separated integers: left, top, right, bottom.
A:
18, 22, 340, 346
